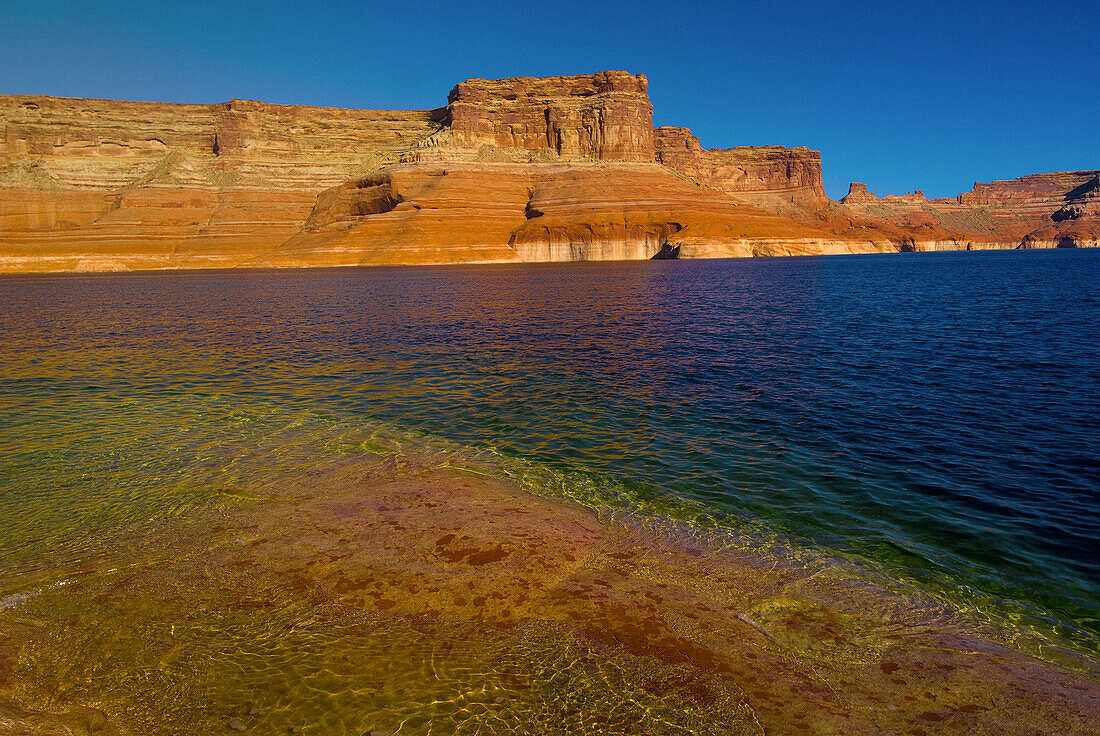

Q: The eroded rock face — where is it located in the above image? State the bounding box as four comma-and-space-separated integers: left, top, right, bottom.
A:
271, 164, 533, 267
834, 170, 1100, 251
1, 72, 1097, 272
444, 71, 655, 162
840, 182, 876, 204
0, 94, 449, 271
959, 171, 1097, 207
1051, 174, 1100, 222
273, 161, 894, 267
655, 126, 827, 210
1, 96, 442, 189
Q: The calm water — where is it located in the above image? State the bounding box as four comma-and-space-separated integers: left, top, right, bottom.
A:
1, 249, 1098, 658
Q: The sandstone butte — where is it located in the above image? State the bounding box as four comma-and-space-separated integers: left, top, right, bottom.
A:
1, 70, 1097, 272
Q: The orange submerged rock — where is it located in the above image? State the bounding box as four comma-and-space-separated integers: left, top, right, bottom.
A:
3, 459, 1095, 734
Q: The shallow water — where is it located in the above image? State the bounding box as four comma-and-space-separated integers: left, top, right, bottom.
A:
0, 250, 1098, 732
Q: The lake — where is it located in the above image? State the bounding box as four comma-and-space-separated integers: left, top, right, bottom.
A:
1, 249, 1097, 734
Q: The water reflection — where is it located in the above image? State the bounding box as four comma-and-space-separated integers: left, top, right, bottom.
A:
1, 251, 1098, 646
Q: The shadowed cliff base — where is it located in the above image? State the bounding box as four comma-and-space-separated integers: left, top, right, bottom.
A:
1, 453, 1097, 735
1, 71, 1098, 272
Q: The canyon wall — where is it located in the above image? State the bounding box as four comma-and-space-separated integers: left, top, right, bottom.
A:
0, 72, 1096, 272
442, 71, 655, 162
1, 95, 443, 189
271, 162, 888, 268
0, 94, 447, 270
835, 172, 1100, 250
655, 127, 827, 210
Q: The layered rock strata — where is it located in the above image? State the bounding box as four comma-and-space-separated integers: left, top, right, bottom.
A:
655, 126, 827, 209
270, 162, 889, 268
0, 94, 446, 270
441, 71, 655, 162
0, 72, 1096, 272
835, 171, 1100, 250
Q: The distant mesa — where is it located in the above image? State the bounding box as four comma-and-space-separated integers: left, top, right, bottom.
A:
1, 70, 1097, 272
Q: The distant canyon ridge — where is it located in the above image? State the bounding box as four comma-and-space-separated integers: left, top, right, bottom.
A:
1, 70, 1097, 272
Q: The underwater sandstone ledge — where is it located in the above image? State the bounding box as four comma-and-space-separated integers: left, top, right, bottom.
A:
1, 71, 1097, 272
3, 459, 1097, 734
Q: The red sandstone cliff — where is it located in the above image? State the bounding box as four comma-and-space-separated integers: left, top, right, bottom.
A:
835, 172, 1100, 251
0, 72, 1095, 272
655, 126, 827, 210
0, 94, 446, 270
441, 71, 655, 162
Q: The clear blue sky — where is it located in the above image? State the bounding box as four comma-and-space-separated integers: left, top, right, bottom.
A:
3, 0, 1097, 199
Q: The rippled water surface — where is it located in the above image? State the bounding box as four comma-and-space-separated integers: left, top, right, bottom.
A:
1, 250, 1099, 729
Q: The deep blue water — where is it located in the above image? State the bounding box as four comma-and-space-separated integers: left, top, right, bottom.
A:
1, 249, 1098, 652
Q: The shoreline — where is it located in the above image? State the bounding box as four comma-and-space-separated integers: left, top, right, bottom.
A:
0, 238, 1098, 276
